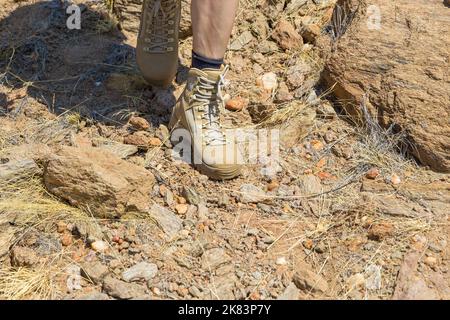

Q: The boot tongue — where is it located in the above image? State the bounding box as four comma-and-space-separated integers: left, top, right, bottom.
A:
190, 67, 223, 82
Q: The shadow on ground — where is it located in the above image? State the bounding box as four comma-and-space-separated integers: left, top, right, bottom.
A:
0, 0, 181, 127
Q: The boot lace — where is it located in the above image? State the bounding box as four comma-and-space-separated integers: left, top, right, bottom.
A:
143, 0, 178, 53
190, 66, 229, 146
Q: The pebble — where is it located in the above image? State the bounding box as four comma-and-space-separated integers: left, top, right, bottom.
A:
188, 286, 202, 298
257, 72, 278, 92
277, 282, 300, 300
122, 262, 158, 282
175, 203, 188, 214
81, 261, 109, 284
129, 116, 150, 131
292, 268, 328, 294
390, 173, 401, 185
276, 257, 287, 265
239, 184, 268, 203
225, 97, 248, 112
61, 233, 73, 247
102, 276, 147, 299
366, 168, 380, 179
201, 248, 231, 270
182, 186, 201, 205
56, 221, 67, 233
197, 202, 209, 221
91, 240, 108, 253
424, 256, 438, 269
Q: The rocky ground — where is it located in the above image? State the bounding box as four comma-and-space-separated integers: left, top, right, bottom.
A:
0, 0, 448, 300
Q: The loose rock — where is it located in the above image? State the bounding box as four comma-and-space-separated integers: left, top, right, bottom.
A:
44, 146, 155, 218
122, 262, 158, 282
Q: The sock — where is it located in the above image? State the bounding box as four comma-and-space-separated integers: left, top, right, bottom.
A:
192, 51, 224, 70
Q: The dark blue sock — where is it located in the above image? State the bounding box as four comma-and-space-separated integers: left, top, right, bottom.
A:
192, 51, 224, 70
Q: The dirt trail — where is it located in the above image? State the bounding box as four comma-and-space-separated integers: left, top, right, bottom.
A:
0, 0, 448, 300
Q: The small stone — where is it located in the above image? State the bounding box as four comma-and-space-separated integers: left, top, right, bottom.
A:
102, 276, 147, 300
368, 222, 394, 241
122, 262, 158, 282
239, 184, 268, 203
303, 239, 314, 250
151, 287, 161, 295
230, 30, 254, 50
164, 189, 174, 206
286, 62, 310, 89
424, 256, 438, 269
177, 287, 189, 297
91, 240, 109, 253
177, 196, 187, 204
293, 268, 328, 294
301, 24, 321, 43
267, 180, 279, 192
298, 175, 322, 195
366, 168, 380, 179
188, 286, 202, 298
175, 203, 188, 215
277, 282, 300, 300
148, 137, 162, 147
56, 221, 67, 233
182, 186, 201, 205
390, 173, 401, 185
257, 40, 279, 54
129, 116, 150, 131
365, 264, 382, 290
156, 124, 171, 147
316, 102, 336, 119
310, 139, 324, 151
272, 19, 303, 50
257, 72, 278, 92
61, 233, 73, 247
201, 248, 231, 270
225, 97, 248, 112
323, 131, 337, 143
276, 82, 294, 102
149, 204, 183, 238
123, 131, 153, 148
81, 261, 109, 284
197, 202, 209, 221
276, 257, 287, 265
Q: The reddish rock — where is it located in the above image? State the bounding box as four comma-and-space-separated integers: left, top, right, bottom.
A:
323, 0, 450, 172
129, 116, 150, 131
272, 19, 303, 50
368, 222, 394, 241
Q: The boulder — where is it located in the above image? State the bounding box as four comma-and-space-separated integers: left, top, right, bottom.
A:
322, 0, 450, 172
43, 146, 155, 218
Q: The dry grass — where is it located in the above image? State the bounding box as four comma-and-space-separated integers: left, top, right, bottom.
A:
0, 266, 56, 300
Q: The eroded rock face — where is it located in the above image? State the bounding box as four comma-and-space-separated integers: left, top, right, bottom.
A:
322, 0, 450, 172
43, 146, 155, 218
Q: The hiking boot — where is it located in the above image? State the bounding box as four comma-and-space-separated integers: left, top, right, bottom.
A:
136, 0, 181, 88
169, 66, 243, 180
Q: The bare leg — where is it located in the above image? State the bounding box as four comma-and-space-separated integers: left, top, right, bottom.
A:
191, 0, 239, 60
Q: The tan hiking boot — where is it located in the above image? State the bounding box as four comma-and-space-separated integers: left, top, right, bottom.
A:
136, 0, 181, 88
169, 66, 243, 180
